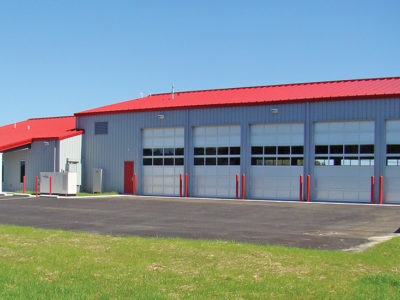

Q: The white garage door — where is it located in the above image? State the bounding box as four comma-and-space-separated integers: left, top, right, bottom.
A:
384, 120, 400, 204
193, 125, 240, 198
142, 127, 184, 196
249, 123, 304, 200
314, 121, 375, 202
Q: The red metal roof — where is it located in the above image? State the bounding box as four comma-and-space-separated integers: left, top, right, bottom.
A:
0, 116, 83, 152
75, 77, 400, 116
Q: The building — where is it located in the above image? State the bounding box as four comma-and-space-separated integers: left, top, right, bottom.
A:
74, 77, 400, 204
0, 117, 83, 192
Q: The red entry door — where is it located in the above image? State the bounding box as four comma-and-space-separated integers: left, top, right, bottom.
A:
124, 161, 134, 194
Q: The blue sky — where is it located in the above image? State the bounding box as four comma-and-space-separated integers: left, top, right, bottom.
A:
0, 0, 399, 125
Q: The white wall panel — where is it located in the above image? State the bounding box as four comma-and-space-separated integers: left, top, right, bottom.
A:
250, 166, 303, 200
314, 166, 373, 202
315, 121, 374, 144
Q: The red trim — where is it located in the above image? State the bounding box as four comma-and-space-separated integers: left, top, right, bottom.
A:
306, 175, 311, 202
180, 173, 183, 197
134, 173, 137, 195
242, 174, 246, 199
35, 176, 38, 198
379, 176, 383, 204
371, 176, 375, 204
74, 94, 400, 117
299, 175, 303, 201
0, 131, 83, 152
236, 174, 239, 200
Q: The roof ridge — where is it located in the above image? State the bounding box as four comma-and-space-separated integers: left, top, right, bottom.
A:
149, 76, 400, 96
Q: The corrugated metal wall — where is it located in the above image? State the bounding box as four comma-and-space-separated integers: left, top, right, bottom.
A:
2, 149, 28, 191
77, 98, 400, 199
2, 136, 82, 192
26, 141, 57, 190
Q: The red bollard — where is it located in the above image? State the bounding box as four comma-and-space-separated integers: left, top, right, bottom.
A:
23, 176, 26, 194
185, 173, 188, 197
379, 176, 383, 204
236, 174, 239, 199
49, 176, 52, 195
134, 173, 137, 195
299, 175, 303, 201
35, 176, 38, 198
180, 173, 183, 197
370, 176, 375, 204
242, 174, 246, 199
306, 174, 310, 202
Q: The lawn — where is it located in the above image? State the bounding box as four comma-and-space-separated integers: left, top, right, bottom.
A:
0, 225, 399, 299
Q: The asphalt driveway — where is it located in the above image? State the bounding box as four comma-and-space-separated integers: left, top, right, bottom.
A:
0, 194, 399, 250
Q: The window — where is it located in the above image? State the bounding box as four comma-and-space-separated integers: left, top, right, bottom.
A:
387, 144, 400, 166
95, 122, 108, 135
142, 147, 184, 166
20, 161, 25, 183
315, 144, 374, 166
251, 145, 303, 166
194, 146, 241, 166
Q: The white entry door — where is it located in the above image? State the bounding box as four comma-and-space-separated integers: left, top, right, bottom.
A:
193, 125, 241, 198
313, 121, 375, 202
384, 120, 400, 204
142, 127, 184, 196
249, 123, 304, 200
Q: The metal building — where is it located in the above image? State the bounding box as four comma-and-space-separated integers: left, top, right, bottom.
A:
70, 77, 398, 204
0, 117, 83, 192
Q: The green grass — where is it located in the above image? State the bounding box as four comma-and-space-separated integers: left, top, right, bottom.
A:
76, 191, 119, 196
0, 225, 399, 299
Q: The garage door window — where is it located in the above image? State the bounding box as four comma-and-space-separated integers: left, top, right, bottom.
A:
251, 145, 303, 166
386, 144, 400, 166
194, 147, 240, 166
143, 148, 184, 166
315, 144, 374, 166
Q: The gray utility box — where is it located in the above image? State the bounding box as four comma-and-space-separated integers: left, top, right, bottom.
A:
40, 172, 77, 195
92, 168, 103, 193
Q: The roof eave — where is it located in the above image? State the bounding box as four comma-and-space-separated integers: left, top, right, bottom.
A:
74, 94, 400, 117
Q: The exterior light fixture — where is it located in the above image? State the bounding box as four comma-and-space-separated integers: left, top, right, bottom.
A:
157, 114, 165, 120
270, 108, 278, 114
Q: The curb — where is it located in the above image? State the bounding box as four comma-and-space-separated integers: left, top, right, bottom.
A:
57, 194, 128, 199
10, 193, 35, 198
40, 194, 59, 199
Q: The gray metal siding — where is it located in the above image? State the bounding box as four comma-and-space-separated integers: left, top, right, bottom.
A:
2, 149, 28, 191
77, 98, 400, 201
26, 141, 57, 190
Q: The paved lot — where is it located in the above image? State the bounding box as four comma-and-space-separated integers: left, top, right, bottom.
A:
0, 194, 399, 250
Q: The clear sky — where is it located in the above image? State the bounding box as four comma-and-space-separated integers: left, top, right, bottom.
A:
0, 0, 399, 125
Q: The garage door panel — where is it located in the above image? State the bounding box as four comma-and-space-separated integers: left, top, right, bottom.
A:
193, 125, 241, 198
384, 120, 400, 203
249, 123, 304, 201
314, 121, 375, 203
142, 127, 184, 196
